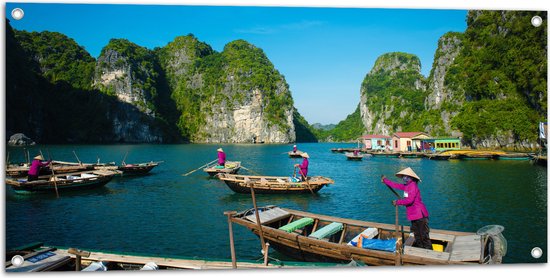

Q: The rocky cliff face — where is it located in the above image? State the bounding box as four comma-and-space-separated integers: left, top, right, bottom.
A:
94, 39, 158, 115
425, 32, 464, 110
93, 39, 167, 143
359, 52, 427, 135
160, 38, 295, 143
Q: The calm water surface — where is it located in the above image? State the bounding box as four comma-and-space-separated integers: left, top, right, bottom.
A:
4, 143, 547, 264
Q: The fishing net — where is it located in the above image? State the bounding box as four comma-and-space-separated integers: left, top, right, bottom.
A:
477, 225, 507, 262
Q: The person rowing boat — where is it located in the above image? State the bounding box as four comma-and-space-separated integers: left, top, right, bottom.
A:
381, 167, 432, 250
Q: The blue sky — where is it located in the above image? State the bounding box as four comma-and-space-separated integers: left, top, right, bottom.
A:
6, 2, 468, 125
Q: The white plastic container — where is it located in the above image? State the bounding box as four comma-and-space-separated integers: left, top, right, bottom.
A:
140, 262, 159, 270
81, 261, 108, 271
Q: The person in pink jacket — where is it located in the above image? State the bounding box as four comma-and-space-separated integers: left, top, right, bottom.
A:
217, 148, 226, 166
28, 155, 51, 181
381, 167, 432, 250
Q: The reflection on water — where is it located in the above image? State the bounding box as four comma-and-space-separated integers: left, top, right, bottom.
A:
5, 143, 547, 264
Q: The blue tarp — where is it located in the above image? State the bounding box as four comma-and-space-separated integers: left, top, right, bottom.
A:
351, 238, 397, 252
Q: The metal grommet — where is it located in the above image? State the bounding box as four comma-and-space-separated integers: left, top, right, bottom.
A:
11, 8, 24, 20
11, 255, 24, 267
531, 16, 543, 27
531, 247, 543, 259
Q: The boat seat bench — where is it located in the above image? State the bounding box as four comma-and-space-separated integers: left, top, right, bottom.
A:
279, 217, 314, 233
309, 222, 343, 239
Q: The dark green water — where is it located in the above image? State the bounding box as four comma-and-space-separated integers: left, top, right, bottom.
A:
4, 143, 547, 264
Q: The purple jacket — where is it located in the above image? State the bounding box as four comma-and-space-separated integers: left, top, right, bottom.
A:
28, 159, 51, 176
383, 178, 429, 221
218, 152, 226, 165
299, 158, 309, 177
293, 146, 297, 152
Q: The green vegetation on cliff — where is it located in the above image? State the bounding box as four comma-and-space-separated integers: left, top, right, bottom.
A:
14, 30, 95, 90
448, 11, 547, 145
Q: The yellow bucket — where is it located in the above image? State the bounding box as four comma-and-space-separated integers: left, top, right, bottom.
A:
432, 244, 444, 252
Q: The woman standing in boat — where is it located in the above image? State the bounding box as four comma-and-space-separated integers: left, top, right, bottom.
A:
217, 148, 226, 167
292, 145, 298, 153
381, 167, 432, 250
27, 155, 52, 181
294, 152, 309, 181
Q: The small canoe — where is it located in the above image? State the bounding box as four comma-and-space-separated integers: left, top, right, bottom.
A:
288, 150, 304, 158
229, 206, 507, 266
496, 153, 532, 160
118, 161, 162, 175
203, 161, 241, 177
345, 152, 364, 160
399, 152, 423, 158
425, 153, 452, 160
460, 154, 494, 160
5, 170, 117, 194
371, 152, 400, 158
5, 242, 343, 271
5, 162, 95, 178
217, 174, 334, 194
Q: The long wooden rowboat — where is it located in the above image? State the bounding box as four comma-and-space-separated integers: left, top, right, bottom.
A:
5, 170, 117, 194
118, 161, 161, 175
288, 150, 304, 158
5, 242, 344, 271
370, 152, 400, 158
229, 205, 507, 266
5, 162, 95, 178
217, 174, 334, 194
203, 161, 241, 177
345, 152, 364, 161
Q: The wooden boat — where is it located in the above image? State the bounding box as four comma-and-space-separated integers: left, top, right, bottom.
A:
399, 152, 423, 158
370, 152, 400, 158
217, 174, 334, 194
229, 205, 507, 266
288, 150, 304, 158
117, 161, 162, 175
5, 242, 342, 271
345, 152, 364, 160
5, 162, 95, 178
460, 154, 494, 160
425, 153, 452, 160
496, 153, 532, 160
5, 170, 117, 194
203, 161, 241, 177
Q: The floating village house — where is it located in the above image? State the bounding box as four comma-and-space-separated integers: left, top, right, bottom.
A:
362, 135, 393, 151
421, 137, 462, 152
392, 132, 431, 152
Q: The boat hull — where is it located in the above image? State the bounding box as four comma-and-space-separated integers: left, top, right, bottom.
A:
6, 171, 116, 194
223, 180, 325, 194
9, 176, 114, 194
230, 206, 506, 266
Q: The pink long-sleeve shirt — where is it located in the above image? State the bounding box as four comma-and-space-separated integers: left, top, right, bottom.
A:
299, 158, 309, 177
217, 152, 226, 165
383, 178, 429, 221
28, 159, 51, 176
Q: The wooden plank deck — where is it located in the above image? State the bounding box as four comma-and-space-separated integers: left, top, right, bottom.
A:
449, 235, 482, 262
54, 249, 287, 269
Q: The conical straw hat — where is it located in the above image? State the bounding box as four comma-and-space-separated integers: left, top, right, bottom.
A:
301, 152, 310, 158
34, 155, 44, 160
395, 167, 421, 182
217, 148, 223, 152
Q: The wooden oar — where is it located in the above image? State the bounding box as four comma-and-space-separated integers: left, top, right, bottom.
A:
121, 151, 129, 166
45, 150, 59, 198
241, 165, 261, 176
381, 176, 401, 241
296, 166, 315, 195
182, 159, 217, 176
73, 150, 82, 165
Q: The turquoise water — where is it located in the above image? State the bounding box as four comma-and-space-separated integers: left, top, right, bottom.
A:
4, 143, 547, 264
